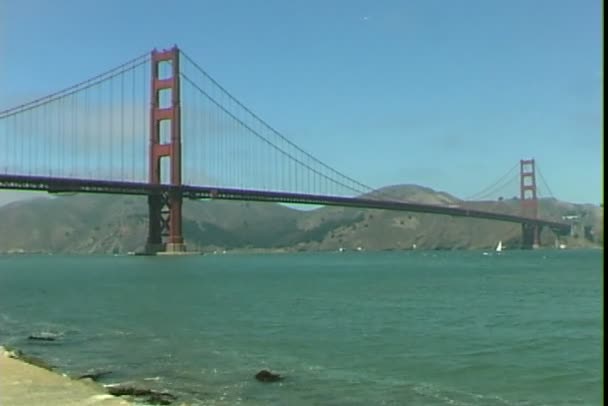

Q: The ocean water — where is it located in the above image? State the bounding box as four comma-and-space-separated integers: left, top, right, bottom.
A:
0, 250, 602, 405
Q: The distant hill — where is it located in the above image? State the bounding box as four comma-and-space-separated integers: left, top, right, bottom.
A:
0, 185, 602, 254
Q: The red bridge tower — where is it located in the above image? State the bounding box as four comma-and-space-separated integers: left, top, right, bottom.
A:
145, 46, 186, 254
520, 159, 540, 249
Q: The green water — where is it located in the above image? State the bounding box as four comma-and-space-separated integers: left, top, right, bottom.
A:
0, 250, 603, 405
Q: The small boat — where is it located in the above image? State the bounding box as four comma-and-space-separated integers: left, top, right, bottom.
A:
496, 240, 503, 253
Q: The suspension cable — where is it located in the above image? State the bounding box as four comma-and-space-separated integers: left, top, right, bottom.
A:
465, 163, 519, 200
180, 51, 377, 195
0, 53, 149, 118
536, 163, 554, 198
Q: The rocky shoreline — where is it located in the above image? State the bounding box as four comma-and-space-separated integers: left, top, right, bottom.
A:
0, 346, 182, 405
0, 346, 132, 405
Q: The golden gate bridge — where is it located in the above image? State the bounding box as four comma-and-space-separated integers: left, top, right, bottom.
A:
0, 46, 570, 254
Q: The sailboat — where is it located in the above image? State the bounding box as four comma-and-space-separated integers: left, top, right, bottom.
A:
496, 240, 503, 253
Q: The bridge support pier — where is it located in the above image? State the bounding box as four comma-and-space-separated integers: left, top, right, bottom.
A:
145, 194, 164, 254
521, 224, 540, 249
145, 191, 186, 254
165, 191, 185, 253
145, 46, 187, 255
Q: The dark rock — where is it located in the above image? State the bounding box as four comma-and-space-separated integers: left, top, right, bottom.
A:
6, 348, 54, 370
106, 385, 177, 405
147, 392, 176, 405
107, 386, 151, 397
255, 370, 283, 382
28, 335, 56, 341
28, 332, 60, 341
77, 370, 112, 381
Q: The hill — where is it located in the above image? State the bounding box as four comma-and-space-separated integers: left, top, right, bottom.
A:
0, 185, 602, 254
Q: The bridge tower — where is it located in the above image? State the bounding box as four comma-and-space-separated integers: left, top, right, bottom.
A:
145, 46, 186, 254
520, 159, 540, 249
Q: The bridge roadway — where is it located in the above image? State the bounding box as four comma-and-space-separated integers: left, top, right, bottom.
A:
0, 174, 571, 234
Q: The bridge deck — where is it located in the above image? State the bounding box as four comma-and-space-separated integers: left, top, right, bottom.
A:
0, 174, 571, 233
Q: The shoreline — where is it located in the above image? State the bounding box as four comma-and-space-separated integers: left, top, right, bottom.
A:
0, 244, 603, 257
0, 346, 133, 405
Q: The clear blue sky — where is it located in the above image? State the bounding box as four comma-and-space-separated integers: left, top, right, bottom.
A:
0, 0, 603, 205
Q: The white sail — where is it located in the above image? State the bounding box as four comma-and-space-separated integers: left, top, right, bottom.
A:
496, 240, 503, 252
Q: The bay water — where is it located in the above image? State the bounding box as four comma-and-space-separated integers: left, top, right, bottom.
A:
0, 250, 602, 405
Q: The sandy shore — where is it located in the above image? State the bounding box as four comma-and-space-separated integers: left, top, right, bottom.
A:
0, 346, 132, 406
